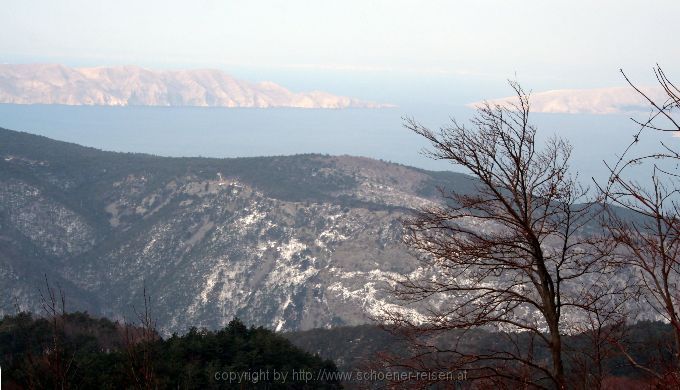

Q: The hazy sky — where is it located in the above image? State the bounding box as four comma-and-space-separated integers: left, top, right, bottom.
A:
2, 0, 679, 92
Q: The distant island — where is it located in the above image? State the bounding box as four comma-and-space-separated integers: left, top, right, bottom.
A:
0, 64, 392, 109
470, 85, 662, 115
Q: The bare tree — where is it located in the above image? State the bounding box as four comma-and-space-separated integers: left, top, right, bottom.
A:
123, 285, 159, 390
599, 65, 680, 385
31, 276, 76, 390
385, 82, 613, 389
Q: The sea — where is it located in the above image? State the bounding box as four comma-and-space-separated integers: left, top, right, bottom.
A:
0, 103, 673, 185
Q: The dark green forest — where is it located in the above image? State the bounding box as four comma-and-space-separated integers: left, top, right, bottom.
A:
0, 312, 340, 389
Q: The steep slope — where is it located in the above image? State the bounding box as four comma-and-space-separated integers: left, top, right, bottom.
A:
0, 127, 474, 333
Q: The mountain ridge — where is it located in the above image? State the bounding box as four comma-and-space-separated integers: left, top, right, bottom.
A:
0, 127, 474, 333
